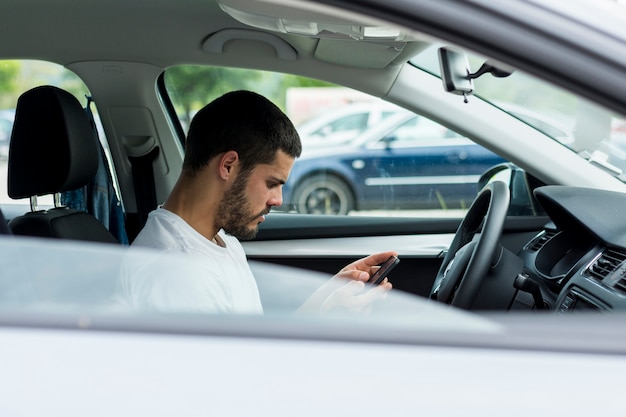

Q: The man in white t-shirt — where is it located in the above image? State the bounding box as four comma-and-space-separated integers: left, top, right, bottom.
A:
120, 91, 396, 314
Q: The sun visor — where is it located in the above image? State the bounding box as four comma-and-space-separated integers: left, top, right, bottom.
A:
315, 39, 406, 69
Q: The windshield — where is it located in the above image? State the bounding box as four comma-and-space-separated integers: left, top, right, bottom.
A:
410, 45, 626, 182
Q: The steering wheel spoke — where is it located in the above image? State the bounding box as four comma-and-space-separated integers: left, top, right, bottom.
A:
430, 181, 510, 309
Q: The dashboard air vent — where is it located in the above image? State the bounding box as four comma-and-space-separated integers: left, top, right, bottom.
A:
585, 248, 626, 281
527, 230, 557, 252
615, 277, 626, 294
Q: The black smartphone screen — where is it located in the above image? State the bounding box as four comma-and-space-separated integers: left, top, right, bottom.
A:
368, 256, 400, 286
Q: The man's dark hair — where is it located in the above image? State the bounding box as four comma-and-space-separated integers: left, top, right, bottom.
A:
183, 90, 302, 176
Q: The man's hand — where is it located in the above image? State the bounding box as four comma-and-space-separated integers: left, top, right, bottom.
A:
334, 251, 398, 284
296, 251, 397, 314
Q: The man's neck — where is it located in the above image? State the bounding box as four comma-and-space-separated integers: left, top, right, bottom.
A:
163, 185, 221, 243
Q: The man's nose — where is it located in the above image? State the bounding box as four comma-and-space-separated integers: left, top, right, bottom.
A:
268, 187, 283, 207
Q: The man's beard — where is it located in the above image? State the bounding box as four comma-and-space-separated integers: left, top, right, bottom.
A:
216, 170, 270, 240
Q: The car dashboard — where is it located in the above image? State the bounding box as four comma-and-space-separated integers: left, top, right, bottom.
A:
516, 185, 626, 312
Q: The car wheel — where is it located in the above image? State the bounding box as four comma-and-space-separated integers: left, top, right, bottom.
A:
292, 174, 355, 215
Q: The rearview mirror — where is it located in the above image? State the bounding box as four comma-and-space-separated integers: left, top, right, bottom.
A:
438, 47, 514, 101
438, 47, 474, 97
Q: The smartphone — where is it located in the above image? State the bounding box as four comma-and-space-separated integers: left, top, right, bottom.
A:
368, 255, 400, 286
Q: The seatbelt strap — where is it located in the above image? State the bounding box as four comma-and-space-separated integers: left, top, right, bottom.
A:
128, 146, 160, 229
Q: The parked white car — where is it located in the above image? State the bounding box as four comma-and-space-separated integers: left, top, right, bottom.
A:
297, 101, 407, 147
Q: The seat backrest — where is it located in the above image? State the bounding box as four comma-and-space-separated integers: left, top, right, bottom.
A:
0, 206, 11, 235
7, 85, 119, 243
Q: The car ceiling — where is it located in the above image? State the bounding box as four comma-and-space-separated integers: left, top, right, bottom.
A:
4, 0, 626, 108
0, 0, 429, 96
1, 0, 227, 65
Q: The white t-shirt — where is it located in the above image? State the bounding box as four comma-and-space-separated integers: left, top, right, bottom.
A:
119, 207, 263, 314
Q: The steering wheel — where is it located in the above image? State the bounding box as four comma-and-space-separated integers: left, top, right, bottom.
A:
429, 180, 510, 309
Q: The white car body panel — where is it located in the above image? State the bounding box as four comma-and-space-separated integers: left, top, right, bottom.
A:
1, 327, 625, 417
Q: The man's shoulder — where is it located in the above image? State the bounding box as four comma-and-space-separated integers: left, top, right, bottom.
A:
133, 208, 186, 249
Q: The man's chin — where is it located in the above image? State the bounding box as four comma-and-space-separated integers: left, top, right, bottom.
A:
224, 225, 259, 241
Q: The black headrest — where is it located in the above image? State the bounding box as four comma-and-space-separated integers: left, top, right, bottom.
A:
7, 86, 99, 199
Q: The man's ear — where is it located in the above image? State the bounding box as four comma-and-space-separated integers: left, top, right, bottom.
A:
218, 150, 239, 180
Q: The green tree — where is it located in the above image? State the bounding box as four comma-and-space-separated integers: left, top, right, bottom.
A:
281, 74, 333, 89
164, 66, 335, 125
165, 66, 266, 126
0, 61, 21, 108
0, 60, 91, 109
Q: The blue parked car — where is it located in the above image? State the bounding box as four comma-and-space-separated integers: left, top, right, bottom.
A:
282, 111, 506, 214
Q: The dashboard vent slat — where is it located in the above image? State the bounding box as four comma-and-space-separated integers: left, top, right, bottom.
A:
615, 278, 626, 294
585, 249, 626, 281
527, 230, 557, 252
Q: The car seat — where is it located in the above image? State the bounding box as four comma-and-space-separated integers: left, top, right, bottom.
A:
6, 85, 119, 243
0, 207, 11, 235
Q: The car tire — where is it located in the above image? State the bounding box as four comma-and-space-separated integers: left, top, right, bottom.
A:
292, 174, 355, 215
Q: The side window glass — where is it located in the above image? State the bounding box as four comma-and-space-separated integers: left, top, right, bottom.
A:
162, 65, 507, 218
0, 114, 13, 158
